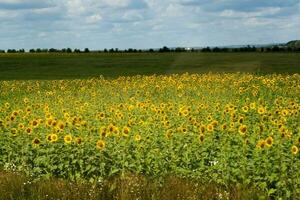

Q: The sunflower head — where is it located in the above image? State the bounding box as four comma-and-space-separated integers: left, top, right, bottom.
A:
10, 128, 18, 137
32, 138, 41, 147
96, 140, 106, 150
199, 134, 205, 143
64, 134, 72, 144
75, 137, 83, 145
122, 126, 130, 137
265, 136, 273, 147
134, 134, 141, 142
207, 124, 214, 132
51, 133, 58, 142
239, 125, 247, 136
291, 145, 299, 155
165, 130, 172, 139
256, 139, 266, 149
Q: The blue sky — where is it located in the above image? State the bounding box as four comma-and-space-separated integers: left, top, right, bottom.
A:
0, 0, 300, 50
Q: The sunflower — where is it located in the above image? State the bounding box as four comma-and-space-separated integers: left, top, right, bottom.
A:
238, 117, 244, 124
64, 112, 70, 119
99, 126, 107, 137
199, 125, 206, 134
256, 139, 266, 149
51, 120, 58, 127
75, 137, 83, 145
207, 124, 214, 132
18, 123, 25, 129
211, 120, 218, 127
242, 106, 249, 113
221, 124, 227, 131
31, 119, 39, 127
122, 126, 130, 137
108, 123, 115, 133
238, 125, 247, 136
64, 134, 72, 144
12, 110, 18, 116
297, 136, 300, 144
10, 115, 16, 122
96, 140, 106, 150
281, 109, 289, 117
265, 136, 273, 148
25, 127, 32, 135
51, 133, 58, 142
181, 126, 188, 134
10, 128, 17, 137
46, 134, 52, 142
207, 115, 213, 122
291, 145, 299, 155
134, 134, 141, 141
97, 112, 105, 120
32, 138, 41, 147
165, 130, 172, 139
258, 106, 266, 115
199, 134, 205, 143
57, 121, 65, 130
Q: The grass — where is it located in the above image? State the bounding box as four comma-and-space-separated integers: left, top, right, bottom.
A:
0, 171, 265, 200
0, 52, 300, 80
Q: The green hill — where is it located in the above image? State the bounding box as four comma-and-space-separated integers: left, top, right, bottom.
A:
286, 40, 300, 48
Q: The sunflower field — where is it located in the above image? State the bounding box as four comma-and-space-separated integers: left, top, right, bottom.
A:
0, 73, 299, 198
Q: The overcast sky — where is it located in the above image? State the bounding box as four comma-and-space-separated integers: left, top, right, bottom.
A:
0, 0, 300, 50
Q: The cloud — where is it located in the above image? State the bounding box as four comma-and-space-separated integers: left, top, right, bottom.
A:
0, 0, 54, 10
86, 14, 102, 23
0, 0, 299, 49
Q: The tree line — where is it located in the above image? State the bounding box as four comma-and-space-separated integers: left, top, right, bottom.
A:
0, 45, 300, 53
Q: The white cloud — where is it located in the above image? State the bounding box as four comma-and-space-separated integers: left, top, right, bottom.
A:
220, 7, 281, 18
65, 0, 86, 16
122, 10, 143, 21
102, 0, 130, 7
86, 13, 102, 23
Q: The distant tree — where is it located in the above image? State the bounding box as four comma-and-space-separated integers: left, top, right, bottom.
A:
286, 47, 292, 52
175, 47, 184, 52
159, 46, 170, 52
49, 48, 58, 53
74, 48, 81, 53
18, 49, 25, 53
104, 48, 108, 53
149, 48, 154, 52
212, 47, 221, 52
7, 49, 17, 53
138, 49, 142, 52
29, 49, 36, 53
272, 46, 280, 52
201, 47, 211, 52
66, 48, 72, 53
0, 50, 5, 53
36, 48, 42, 53
109, 48, 114, 53
84, 48, 90, 53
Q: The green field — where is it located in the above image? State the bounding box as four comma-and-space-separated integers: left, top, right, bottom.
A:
0, 53, 300, 80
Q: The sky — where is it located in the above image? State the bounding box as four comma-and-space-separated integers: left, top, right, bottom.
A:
0, 0, 300, 50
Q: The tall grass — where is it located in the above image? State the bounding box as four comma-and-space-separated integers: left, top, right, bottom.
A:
0, 171, 266, 200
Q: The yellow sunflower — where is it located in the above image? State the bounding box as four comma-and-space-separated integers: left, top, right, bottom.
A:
64, 134, 72, 144
291, 145, 299, 155
96, 140, 106, 150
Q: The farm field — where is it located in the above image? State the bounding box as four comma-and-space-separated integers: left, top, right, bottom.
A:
0, 72, 300, 199
0, 52, 300, 80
